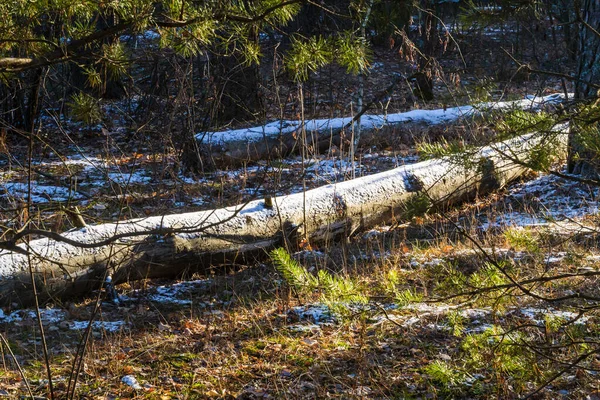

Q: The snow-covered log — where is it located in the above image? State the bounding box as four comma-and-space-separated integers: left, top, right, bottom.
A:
0, 130, 567, 306
199, 93, 568, 165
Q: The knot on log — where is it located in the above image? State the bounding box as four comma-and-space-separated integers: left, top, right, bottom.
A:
478, 157, 502, 192
404, 174, 425, 192
281, 221, 301, 251
333, 194, 348, 217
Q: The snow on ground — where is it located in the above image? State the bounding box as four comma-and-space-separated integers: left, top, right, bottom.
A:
290, 304, 335, 324
0, 279, 214, 332
121, 375, 143, 390
0, 307, 126, 332
57, 155, 155, 187
0, 307, 66, 324
0, 93, 569, 208
1, 153, 174, 205
0, 251, 593, 336
120, 30, 160, 42
70, 320, 126, 332
287, 300, 591, 333
124, 279, 212, 305
480, 172, 600, 229
105, 171, 153, 186
515, 307, 589, 325
2, 151, 147, 195
0, 182, 86, 203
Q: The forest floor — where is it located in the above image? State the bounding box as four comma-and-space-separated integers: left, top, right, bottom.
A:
0, 27, 599, 399
0, 169, 599, 399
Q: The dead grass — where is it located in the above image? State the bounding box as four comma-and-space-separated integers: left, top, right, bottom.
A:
1, 192, 599, 399
0, 24, 595, 399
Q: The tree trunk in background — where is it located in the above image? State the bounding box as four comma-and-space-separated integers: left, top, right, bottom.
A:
575, 0, 600, 99
0, 78, 28, 132
415, 1, 438, 101
283, 0, 353, 38
568, 0, 600, 175
211, 50, 263, 126
558, 0, 578, 59
353, 0, 375, 160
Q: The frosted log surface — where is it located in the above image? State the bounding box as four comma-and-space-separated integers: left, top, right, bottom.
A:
0, 129, 567, 305
199, 93, 569, 163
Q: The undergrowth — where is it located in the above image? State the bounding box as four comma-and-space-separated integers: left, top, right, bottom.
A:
2, 130, 599, 399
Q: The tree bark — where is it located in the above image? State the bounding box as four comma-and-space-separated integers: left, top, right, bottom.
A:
568, 0, 600, 175
575, 0, 600, 99
353, 0, 375, 160
0, 131, 567, 306
414, 1, 438, 101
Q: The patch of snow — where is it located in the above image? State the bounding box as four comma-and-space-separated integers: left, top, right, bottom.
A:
353, 250, 392, 262
293, 249, 326, 257
41, 155, 108, 171
465, 323, 496, 334
586, 254, 600, 261
121, 375, 143, 390
142, 30, 160, 40
0, 308, 67, 324
288, 323, 322, 332
347, 386, 372, 396
405, 302, 454, 314
0, 306, 127, 332
407, 256, 445, 268
37, 308, 67, 324
107, 171, 152, 185
70, 320, 126, 332
126, 279, 211, 305
464, 373, 486, 387
544, 252, 567, 263
189, 198, 206, 206
146, 294, 192, 305
362, 225, 392, 240
305, 158, 360, 180
291, 304, 334, 324
393, 302, 591, 331
369, 62, 385, 70
423, 258, 444, 267
481, 172, 600, 229
0, 182, 85, 203
178, 174, 201, 184
402, 316, 421, 326
516, 307, 589, 325
2, 311, 24, 323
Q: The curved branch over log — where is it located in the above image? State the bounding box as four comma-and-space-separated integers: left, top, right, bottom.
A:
0, 131, 567, 306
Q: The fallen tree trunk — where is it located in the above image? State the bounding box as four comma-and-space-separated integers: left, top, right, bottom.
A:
0, 131, 567, 306
199, 93, 568, 165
